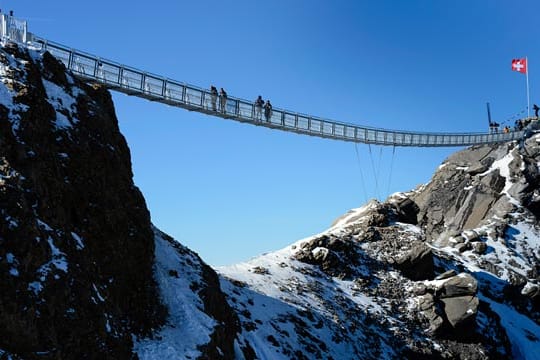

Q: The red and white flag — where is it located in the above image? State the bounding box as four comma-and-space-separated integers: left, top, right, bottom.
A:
512, 58, 527, 74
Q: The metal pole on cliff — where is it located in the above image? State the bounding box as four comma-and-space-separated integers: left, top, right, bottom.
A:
526, 57, 530, 118
486, 102, 492, 126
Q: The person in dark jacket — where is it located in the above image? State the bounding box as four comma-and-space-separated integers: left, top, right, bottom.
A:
210, 86, 218, 111
219, 88, 227, 113
264, 100, 273, 121
533, 104, 539, 118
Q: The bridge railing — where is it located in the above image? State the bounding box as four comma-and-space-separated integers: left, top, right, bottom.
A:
31, 36, 526, 147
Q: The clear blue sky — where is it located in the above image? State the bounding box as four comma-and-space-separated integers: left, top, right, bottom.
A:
5, 1, 539, 265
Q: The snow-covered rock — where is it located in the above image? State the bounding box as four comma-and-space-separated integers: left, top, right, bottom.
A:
217, 138, 540, 359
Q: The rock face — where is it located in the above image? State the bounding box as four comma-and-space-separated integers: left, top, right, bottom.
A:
0, 42, 166, 357
219, 136, 540, 358
0, 42, 244, 359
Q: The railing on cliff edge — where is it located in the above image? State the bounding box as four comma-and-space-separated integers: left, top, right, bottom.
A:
0, 13, 533, 147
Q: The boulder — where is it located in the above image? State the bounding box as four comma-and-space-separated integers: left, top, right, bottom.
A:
440, 295, 479, 328
393, 242, 434, 280
439, 273, 477, 298
394, 197, 419, 224
471, 241, 487, 254
466, 163, 489, 175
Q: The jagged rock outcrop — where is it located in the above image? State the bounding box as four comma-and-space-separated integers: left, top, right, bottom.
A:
0, 41, 166, 358
415, 272, 479, 335
406, 138, 540, 303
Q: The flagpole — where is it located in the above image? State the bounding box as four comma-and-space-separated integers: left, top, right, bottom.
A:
526, 56, 530, 118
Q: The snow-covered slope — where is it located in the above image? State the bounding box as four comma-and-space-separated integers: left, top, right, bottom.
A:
135, 229, 218, 358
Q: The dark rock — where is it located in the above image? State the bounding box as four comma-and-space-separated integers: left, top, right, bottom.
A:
455, 242, 471, 253
393, 197, 419, 224
41, 51, 69, 88
452, 235, 466, 244
252, 266, 270, 275
440, 295, 479, 328
471, 241, 487, 254
466, 163, 489, 175
439, 273, 477, 298
293, 236, 357, 278
393, 242, 434, 280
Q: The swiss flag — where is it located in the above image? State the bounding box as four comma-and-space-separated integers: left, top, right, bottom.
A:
512, 58, 527, 74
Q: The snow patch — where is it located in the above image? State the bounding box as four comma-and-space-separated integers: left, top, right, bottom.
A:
134, 229, 216, 359
71, 232, 84, 250
28, 281, 43, 295
42, 79, 81, 129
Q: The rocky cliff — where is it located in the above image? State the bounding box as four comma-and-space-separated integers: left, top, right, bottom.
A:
0, 42, 243, 359
218, 138, 540, 359
0, 40, 167, 358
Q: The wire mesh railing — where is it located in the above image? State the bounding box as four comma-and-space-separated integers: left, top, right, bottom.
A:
30, 36, 527, 147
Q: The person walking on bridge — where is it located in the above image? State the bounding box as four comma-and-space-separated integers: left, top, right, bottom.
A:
219, 88, 228, 113
210, 86, 218, 111
534, 104, 539, 118
264, 100, 273, 122
255, 95, 264, 120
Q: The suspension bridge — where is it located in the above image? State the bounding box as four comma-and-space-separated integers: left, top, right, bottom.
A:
1, 14, 534, 147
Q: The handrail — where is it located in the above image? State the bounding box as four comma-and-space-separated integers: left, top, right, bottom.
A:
30, 36, 527, 147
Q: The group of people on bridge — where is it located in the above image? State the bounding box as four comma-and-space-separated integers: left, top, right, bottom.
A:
209, 86, 227, 113
209, 85, 273, 122
255, 95, 273, 122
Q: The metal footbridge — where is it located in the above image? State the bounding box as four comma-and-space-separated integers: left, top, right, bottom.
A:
1, 14, 532, 147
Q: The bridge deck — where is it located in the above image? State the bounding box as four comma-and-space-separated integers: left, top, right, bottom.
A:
32, 36, 526, 147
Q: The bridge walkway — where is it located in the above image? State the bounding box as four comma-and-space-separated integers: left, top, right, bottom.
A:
26, 35, 531, 147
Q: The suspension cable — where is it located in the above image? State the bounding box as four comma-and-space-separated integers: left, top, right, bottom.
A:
386, 145, 396, 198
354, 143, 368, 204
368, 143, 380, 200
